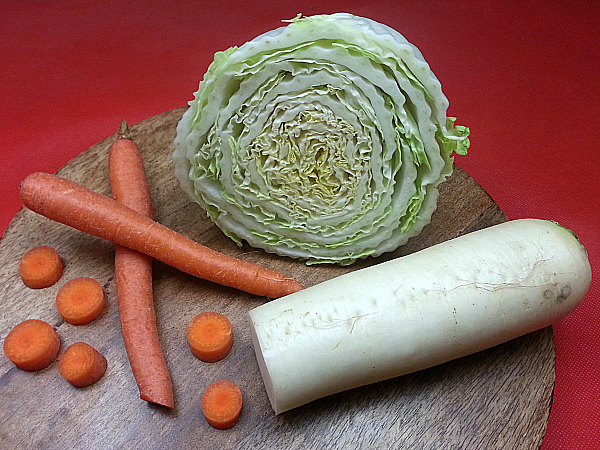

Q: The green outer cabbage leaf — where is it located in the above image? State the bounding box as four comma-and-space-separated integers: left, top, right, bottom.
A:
173, 13, 470, 265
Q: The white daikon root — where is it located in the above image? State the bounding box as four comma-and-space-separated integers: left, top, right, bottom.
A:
249, 219, 592, 414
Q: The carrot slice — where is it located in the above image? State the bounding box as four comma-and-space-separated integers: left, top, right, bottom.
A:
55, 277, 105, 325
187, 312, 233, 363
19, 245, 63, 289
59, 342, 107, 387
201, 380, 243, 430
3, 319, 60, 371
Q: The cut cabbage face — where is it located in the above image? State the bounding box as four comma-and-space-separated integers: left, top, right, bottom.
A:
173, 13, 469, 265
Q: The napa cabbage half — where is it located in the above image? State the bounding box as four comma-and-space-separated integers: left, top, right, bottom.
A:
173, 13, 469, 265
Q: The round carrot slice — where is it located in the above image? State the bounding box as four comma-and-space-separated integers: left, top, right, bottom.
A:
59, 342, 107, 388
187, 312, 233, 363
3, 319, 60, 371
56, 277, 105, 325
201, 380, 243, 430
19, 245, 63, 289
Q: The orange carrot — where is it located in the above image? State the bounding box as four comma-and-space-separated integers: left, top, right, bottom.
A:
19, 245, 63, 289
19, 172, 304, 298
187, 312, 233, 363
109, 121, 174, 409
55, 277, 105, 325
3, 319, 60, 371
201, 380, 243, 430
58, 342, 107, 387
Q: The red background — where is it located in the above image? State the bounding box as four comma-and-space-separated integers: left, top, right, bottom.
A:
2, 1, 598, 447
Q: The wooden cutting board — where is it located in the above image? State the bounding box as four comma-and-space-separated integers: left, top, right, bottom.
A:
0, 107, 554, 450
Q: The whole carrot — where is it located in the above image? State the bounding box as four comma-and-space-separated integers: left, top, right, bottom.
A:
109, 121, 173, 408
19, 172, 304, 298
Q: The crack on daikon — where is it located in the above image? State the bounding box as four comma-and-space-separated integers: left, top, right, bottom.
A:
434, 258, 573, 294
309, 310, 380, 334
329, 311, 379, 351
439, 279, 559, 294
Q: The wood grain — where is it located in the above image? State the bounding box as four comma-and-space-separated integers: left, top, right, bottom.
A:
0, 107, 554, 450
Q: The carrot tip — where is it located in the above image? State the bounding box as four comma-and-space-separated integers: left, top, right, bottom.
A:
140, 391, 175, 409
117, 120, 130, 140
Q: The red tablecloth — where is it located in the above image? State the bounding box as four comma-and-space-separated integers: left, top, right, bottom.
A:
2, 1, 598, 448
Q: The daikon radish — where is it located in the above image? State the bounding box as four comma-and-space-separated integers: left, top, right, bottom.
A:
249, 219, 592, 414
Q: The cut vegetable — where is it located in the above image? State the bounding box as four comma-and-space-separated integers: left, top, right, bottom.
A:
201, 380, 243, 429
19, 245, 63, 289
19, 172, 304, 298
109, 121, 174, 408
173, 13, 470, 264
3, 319, 60, 371
59, 342, 107, 388
55, 277, 105, 325
249, 219, 592, 414
187, 312, 233, 363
